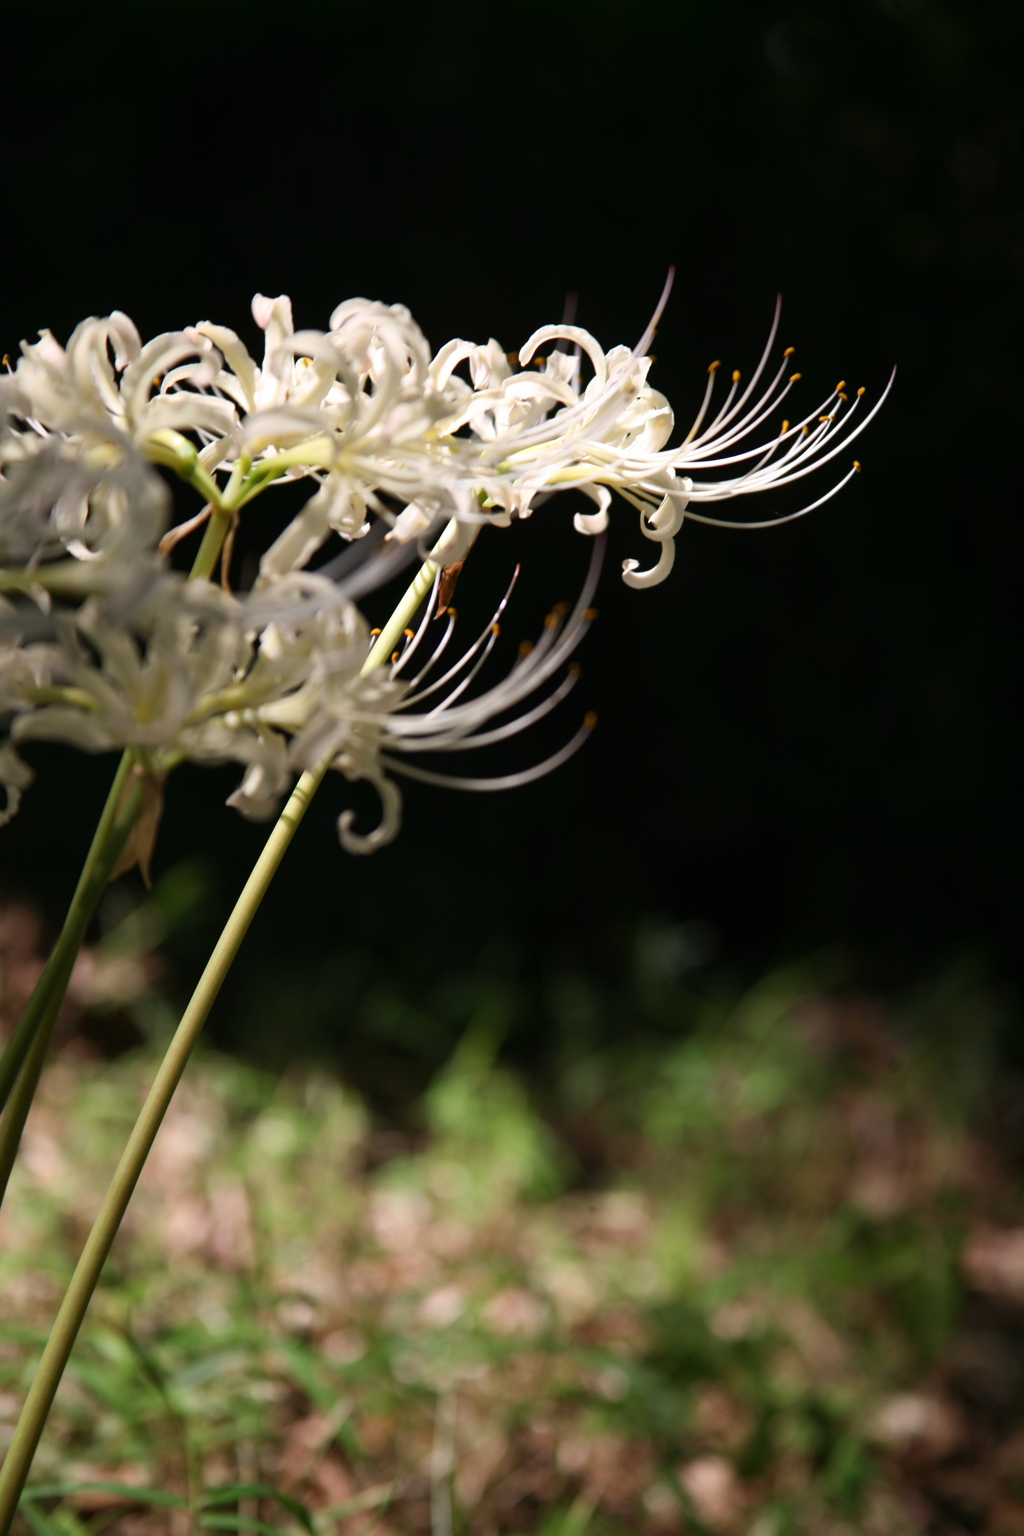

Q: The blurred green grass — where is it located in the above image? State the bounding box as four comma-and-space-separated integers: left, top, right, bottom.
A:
2, 878, 1024, 1535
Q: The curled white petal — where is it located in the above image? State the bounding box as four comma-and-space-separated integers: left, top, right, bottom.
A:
336, 763, 403, 854
622, 537, 677, 589
573, 484, 611, 536
0, 741, 34, 827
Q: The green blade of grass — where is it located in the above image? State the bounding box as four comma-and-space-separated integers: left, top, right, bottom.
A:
21, 1483, 187, 1508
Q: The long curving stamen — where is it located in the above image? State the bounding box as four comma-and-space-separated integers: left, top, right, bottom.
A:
686, 369, 894, 498
380, 714, 596, 791
392, 567, 520, 710
679, 460, 862, 528
395, 669, 582, 752
389, 569, 441, 677
631, 267, 676, 361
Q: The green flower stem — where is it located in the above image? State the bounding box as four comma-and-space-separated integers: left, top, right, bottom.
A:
367, 556, 438, 666
0, 768, 147, 1207
189, 507, 234, 582
0, 752, 137, 1118
0, 559, 437, 1533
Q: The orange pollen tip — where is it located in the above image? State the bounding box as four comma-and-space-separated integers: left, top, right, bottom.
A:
369, 628, 382, 637
708, 359, 721, 372
569, 662, 581, 677
544, 614, 559, 629
552, 601, 570, 618
783, 346, 795, 357
506, 352, 519, 364
491, 622, 500, 636
534, 355, 546, 366
836, 380, 846, 392
838, 392, 848, 402
584, 712, 598, 729
403, 628, 414, 639
152, 376, 162, 388
857, 386, 866, 396
781, 420, 790, 433
789, 372, 802, 382
1, 355, 8, 367
819, 415, 832, 423
391, 651, 399, 664
802, 425, 810, 435
446, 606, 457, 619
853, 460, 861, 471
583, 607, 598, 622
518, 640, 534, 657
731, 369, 741, 382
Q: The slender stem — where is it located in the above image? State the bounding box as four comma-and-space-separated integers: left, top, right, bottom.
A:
189, 508, 234, 582
0, 770, 146, 1205
366, 558, 438, 668
0, 752, 136, 1117
0, 559, 436, 1532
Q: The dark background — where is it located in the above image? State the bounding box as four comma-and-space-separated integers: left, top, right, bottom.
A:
2, 0, 1021, 1082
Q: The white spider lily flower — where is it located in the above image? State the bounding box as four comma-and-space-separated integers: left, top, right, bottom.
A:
193, 295, 472, 556
0, 565, 378, 830
430, 288, 893, 587
4, 579, 292, 817
1, 315, 231, 460
286, 536, 604, 854
1, 297, 472, 581
2, 509, 598, 849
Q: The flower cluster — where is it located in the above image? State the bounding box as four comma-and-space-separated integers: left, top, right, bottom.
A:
1, 286, 885, 849
1, 549, 600, 853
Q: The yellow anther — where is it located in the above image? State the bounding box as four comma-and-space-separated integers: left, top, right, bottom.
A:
2, 354, 9, 368
446, 606, 458, 620
391, 651, 399, 663
584, 711, 598, 729
152, 375, 162, 388
491, 622, 500, 636
534, 355, 546, 366
789, 372, 802, 382
857, 386, 865, 396
583, 607, 598, 622
708, 359, 721, 373
569, 662, 581, 677
802, 425, 810, 436
836, 380, 846, 392
404, 628, 415, 639
853, 460, 861, 471
519, 639, 534, 658
818, 414, 834, 422
838, 391, 848, 402
731, 369, 741, 382
783, 346, 795, 358
369, 627, 382, 637
781, 420, 790, 433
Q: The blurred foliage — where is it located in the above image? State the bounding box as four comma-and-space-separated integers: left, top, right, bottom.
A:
5, 887, 1024, 1533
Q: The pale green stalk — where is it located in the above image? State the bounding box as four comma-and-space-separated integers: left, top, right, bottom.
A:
0, 752, 136, 1117
0, 559, 437, 1533
0, 770, 147, 1204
